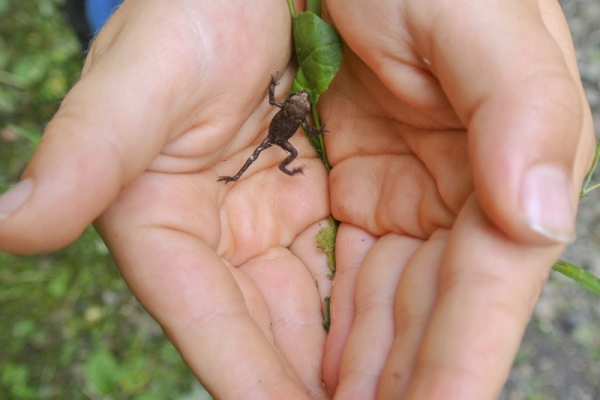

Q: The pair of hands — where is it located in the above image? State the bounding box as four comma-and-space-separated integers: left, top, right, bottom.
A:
0, 0, 594, 398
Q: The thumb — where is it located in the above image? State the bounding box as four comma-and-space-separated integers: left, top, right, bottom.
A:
0, 4, 199, 254
413, 0, 595, 244
0, 0, 294, 254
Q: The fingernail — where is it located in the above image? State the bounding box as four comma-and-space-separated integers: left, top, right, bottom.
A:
0, 179, 34, 220
521, 164, 575, 243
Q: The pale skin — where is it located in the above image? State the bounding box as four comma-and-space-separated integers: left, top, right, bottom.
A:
0, 0, 594, 399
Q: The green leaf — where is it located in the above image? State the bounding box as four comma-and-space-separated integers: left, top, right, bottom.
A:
290, 11, 343, 106
85, 347, 121, 395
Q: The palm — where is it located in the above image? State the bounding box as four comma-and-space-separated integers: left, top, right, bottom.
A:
323, 51, 470, 239
96, 135, 331, 398
90, 1, 333, 398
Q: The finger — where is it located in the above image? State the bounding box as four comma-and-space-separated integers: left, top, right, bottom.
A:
114, 235, 310, 399
324, 0, 460, 126
334, 234, 421, 399
376, 230, 448, 398
404, 0, 594, 244
322, 224, 377, 392
0, 0, 292, 254
401, 196, 564, 400
239, 248, 329, 400
330, 154, 455, 238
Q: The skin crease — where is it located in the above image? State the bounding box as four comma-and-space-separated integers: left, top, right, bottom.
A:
0, 0, 594, 400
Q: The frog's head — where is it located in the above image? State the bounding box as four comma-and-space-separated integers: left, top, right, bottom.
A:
287, 90, 312, 114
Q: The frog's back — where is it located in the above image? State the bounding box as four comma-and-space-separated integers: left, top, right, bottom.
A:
268, 109, 303, 143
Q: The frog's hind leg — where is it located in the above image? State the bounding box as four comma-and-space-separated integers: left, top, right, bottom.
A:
217, 138, 272, 183
278, 140, 303, 176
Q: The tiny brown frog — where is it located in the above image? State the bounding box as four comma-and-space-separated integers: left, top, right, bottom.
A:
218, 73, 325, 183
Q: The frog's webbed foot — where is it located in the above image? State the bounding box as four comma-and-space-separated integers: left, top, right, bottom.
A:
217, 175, 238, 184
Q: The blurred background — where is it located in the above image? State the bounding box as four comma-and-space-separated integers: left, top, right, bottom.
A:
0, 0, 599, 399
0, 1, 209, 399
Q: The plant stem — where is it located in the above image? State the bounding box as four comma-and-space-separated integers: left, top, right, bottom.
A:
287, 0, 297, 19
552, 259, 600, 295
581, 136, 600, 196
311, 107, 332, 172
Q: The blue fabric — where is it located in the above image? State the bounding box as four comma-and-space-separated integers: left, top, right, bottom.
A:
85, 0, 124, 33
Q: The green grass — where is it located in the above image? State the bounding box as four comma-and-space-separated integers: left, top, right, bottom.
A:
0, 1, 196, 398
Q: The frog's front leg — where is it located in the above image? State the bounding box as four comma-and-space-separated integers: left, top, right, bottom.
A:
302, 119, 326, 137
269, 73, 285, 108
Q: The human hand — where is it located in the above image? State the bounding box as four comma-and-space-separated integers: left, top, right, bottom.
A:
319, 0, 595, 398
0, 0, 333, 398
0, 0, 594, 398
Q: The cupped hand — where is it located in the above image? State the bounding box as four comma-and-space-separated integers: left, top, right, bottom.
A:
0, 0, 332, 398
320, 0, 595, 398
0, 0, 595, 398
